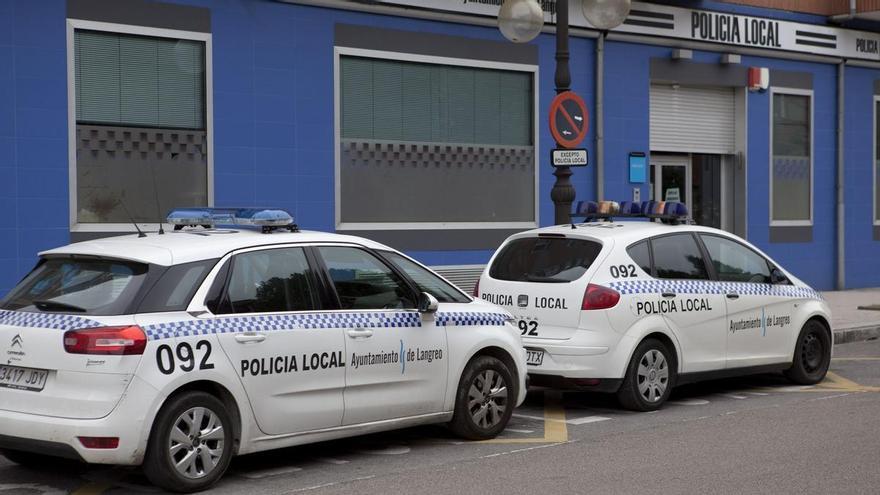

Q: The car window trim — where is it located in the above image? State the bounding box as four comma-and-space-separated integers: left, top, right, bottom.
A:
311, 244, 421, 312
641, 231, 713, 282
216, 245, 325, 315
696, 233, 775, 285
375, 250, 471, 304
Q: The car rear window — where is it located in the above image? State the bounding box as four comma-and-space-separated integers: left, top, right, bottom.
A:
1, 257, 149, 316
489, 236, 603, 283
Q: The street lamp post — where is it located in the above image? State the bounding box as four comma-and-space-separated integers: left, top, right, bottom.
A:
499, 0, 630, 226
549, 0, 574, 225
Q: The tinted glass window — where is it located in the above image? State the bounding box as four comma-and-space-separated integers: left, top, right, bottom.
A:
224, 248, 317, 314
137, 259, 217, 313
650, 234, 709, 280
627, 241, 652, 274
700, 235, 771, 284
1, 257, 149, 315
317, 247, 416, 310
382, 252, 470, 303
489, 236, 603, 283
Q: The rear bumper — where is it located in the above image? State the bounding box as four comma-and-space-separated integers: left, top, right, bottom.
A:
528, 374, 623, 393
0, 375, 161, 465
523, 331, 635, 380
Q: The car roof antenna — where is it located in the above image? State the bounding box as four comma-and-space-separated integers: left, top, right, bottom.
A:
150, 161, 165, 234
118, 199, 146, 238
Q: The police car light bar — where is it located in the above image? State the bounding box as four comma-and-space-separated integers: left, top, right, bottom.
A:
572, 200, 690, 225
166, 207, 298, 233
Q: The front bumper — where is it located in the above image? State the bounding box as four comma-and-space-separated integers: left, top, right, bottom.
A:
0, 375, 161, 465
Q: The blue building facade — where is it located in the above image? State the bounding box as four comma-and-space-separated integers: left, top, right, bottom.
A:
1, 0, 879, 296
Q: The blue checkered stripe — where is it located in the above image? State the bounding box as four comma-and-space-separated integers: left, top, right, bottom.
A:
142, 312, 425, 341
436, 312, 508, 327
0, 310, 102, 331
608, 280, 821, 300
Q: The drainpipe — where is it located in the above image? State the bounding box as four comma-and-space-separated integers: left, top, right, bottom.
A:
596, 32, 605, 201
837, 61, 846, 290
830, 0, 857, 23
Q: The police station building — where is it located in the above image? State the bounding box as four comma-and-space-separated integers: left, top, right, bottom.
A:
3, 0, 880, 295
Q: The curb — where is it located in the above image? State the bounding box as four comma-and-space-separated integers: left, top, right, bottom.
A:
833, 325, 880, 345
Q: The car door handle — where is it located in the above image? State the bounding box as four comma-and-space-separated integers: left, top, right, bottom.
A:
726, 293, 740, 300
234, 333, 266, 344
661, 292, 677, 298
347, 328, 374, 339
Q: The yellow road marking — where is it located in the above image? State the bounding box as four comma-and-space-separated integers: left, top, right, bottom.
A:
819, 371, 880, 392
482, 391, 569, 444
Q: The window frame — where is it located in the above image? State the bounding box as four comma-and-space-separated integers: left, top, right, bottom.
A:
696, 233, 774, 285
310, 243, 421, 311
769, 86, 814, 227
212, 244, 326, 316
637, 232, 713, 282
874, 95, 880, 226
332, 46, 540, 231
66, 19, 214, 234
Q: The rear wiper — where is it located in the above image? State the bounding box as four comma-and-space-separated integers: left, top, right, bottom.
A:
33, 300, 87, 313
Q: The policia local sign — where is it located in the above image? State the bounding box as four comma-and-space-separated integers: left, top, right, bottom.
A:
375, 1, 880, 62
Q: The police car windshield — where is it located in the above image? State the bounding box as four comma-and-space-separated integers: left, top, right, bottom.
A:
489, 237, 603, 283
1, 257, 149, 316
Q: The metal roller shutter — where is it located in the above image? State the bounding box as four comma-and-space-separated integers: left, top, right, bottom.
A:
650, 84, 735, 154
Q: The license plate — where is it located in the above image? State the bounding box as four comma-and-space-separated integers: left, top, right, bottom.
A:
0, 365, 48, 392
525, 349, 544, 366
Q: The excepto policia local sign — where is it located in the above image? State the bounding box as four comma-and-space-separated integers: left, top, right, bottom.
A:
374, 0, 880, 62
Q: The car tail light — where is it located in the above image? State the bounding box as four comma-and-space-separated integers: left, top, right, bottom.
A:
78, 436, 119, 449
472, 278, 480, 298
63, 326, 147, 355
581, 284, 620, 310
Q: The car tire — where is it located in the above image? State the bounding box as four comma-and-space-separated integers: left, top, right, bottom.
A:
449, 355, 515, 440
143, 391, 234, 493
784, 320, 831, 385
617, 338, 675, 412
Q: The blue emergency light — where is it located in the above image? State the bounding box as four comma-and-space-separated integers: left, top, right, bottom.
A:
572, 200, 689, 225
166, 207, 298, 233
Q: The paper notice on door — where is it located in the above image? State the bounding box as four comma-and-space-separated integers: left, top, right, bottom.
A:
664, 188, 680, 202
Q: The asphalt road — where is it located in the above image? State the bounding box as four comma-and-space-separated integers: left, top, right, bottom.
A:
2, 339, 878, 495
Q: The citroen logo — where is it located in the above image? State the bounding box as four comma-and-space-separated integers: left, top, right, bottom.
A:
11, 334, 22, 348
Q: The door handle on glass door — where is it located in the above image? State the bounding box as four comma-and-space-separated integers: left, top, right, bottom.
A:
347, 328, 374, 339
234, 333, 266, 344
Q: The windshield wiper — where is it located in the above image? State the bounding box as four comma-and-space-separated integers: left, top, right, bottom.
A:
33, 300, 87, 313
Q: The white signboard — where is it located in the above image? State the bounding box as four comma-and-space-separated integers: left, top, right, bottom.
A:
374, 1, 880, 62
551, 148, 588, 167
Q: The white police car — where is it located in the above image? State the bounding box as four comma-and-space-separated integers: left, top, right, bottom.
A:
0, 208, 526, 492
476, 201, 832, 411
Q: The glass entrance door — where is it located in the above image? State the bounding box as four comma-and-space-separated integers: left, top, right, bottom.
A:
650, 153, 726, 230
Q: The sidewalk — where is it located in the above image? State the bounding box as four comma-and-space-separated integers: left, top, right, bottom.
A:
821, 288, 880, 344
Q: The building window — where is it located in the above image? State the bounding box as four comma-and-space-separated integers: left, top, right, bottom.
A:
875, 96, 880, 226
69, 24, 210, 227
335, 50, 537, 229
771, 89, 813, 225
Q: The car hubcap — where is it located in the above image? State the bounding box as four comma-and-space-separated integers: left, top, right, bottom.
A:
169, 407, 225, 479
801, 333, 823, 373
468, 369, 508, 430
637, 349, 669, 403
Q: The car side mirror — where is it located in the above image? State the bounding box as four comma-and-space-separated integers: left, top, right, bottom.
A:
418, 292, 439, 313
770, 268, 789, 285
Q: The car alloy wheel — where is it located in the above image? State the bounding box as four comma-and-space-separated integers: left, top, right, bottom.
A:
468, 369, 508, 430
169, 406, 226, 480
